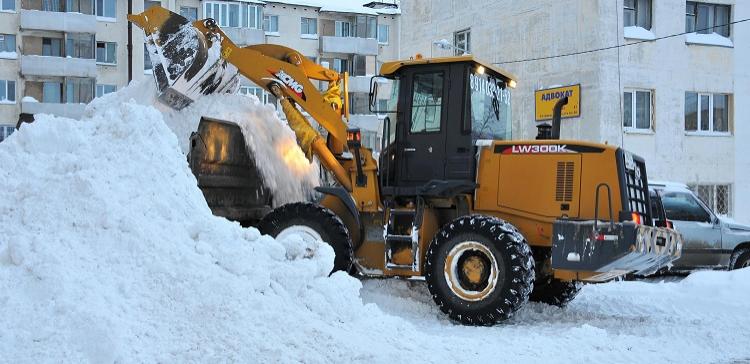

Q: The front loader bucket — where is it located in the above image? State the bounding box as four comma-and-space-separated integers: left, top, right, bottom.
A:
188, 117, 273, 226
129, 7, 239, 109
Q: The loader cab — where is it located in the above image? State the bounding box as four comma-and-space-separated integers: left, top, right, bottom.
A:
373, 56, 515, 197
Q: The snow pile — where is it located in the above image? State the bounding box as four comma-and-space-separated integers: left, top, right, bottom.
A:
86, 79, 318, 206
0, 96, 407, 362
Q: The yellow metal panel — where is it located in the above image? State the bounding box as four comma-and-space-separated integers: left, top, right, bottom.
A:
380, 55, 517, 83
534, 84, 581, 121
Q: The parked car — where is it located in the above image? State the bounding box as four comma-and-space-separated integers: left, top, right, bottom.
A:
649, 180, 750, 271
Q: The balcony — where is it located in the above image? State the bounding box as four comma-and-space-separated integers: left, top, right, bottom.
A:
348, 114, 380, 131
20, 55, 96, 78
347, 75, 372, 93
320, 36, 378, 56
19, 10, 96, 33
222, 28, 265, 46
21, 100, 86, 119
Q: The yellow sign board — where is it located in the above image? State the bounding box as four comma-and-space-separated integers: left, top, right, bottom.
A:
534, 84, 581, 121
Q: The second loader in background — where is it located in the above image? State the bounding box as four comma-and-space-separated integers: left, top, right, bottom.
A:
130, 7, 682, 325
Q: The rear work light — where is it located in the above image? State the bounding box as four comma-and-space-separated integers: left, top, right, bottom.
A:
631, 212, 642, 225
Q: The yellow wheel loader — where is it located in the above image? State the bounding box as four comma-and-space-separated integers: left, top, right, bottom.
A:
130, 7, 682, 325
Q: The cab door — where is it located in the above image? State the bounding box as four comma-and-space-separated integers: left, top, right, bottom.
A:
398, 67, 449, 185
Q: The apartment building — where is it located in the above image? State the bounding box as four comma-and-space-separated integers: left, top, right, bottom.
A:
399, 0, 750, 222
0, 0, 400, 152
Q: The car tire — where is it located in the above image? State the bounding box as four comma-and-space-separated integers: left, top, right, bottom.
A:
729, 248, 750, 270
258, 202, 353, 274
425, 215, 535, 325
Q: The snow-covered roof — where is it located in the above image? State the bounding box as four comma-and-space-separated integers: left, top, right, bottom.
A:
265, 0, 399, 16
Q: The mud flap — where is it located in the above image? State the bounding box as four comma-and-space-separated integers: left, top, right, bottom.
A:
551, 220, 683, 282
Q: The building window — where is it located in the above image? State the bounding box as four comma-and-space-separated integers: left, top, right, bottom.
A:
43, 82, 63, 103
96, 41, 116, 64
0, 34, 15, 53
67, 0, 94, 14
66, 78, 94, 104
204, 2, 261, 29
686, 2, 730, 37
144, 44, 152, 71
42, 38, 63, 57
42, 0, 62, 11
377, 24, 389, 44
685, 92, 729, 133
263, 15, 278, 33
95, 0, 115, 18
624, 0, 651, 29
1, 0, 15, 11
335, 21, 352, 37
332, 58, 349, 74
0, 80, 16, 103
66, 33, 95, 59
454, 29, 470, 55
0, 125, 14, 143
301, 17, 317, 36
690, 184, 732, 216
354, 15, 376, 39
96, 84, 116, 97
623, 89, 652, 130
180, 6, 197, 21
239, 86, 269, 104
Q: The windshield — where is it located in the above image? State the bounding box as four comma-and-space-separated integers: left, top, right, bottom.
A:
469, 69, 512, 141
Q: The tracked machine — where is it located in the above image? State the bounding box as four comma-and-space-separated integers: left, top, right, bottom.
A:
130, 7, 682, 325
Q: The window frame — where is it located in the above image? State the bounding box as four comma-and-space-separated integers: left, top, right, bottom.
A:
0, 34, 16, 53
453, 28, 471, 55
623, 88, 653, 132
95, 84, 116, 97
263, 14, 279, 34
685, 1, 731, 37
95, 41, 116, 65
0, 79, 16, 103
624, 0, 652, 29
0, 125, 15, 143
300, 17, 318, 37
95, 0, 116, 19
409, 71, 445, 134
335, 20, 352, 37
204, 1, 262, 29
377, 24, 389, 44
1, 0, 16, 12
180, 6, 198, 21
684, 92, 731, 135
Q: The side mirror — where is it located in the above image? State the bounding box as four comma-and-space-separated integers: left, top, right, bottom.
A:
369, 76, 380, 112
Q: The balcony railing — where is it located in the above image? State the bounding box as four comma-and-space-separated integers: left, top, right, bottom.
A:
20, 55, 96, 78
320, 36, 378, 56
21, 100, 86, 119
20, 9, 97, 33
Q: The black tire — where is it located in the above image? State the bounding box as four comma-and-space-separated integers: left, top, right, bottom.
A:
529, 249, 582, 306
258, 202, 353, 274
729, 248, 750, 270
425, 215, 535, 325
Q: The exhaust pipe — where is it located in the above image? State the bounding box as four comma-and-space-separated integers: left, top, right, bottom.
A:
550, 96, 568, 140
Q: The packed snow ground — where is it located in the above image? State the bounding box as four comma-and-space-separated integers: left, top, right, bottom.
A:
1, 83, 749, 363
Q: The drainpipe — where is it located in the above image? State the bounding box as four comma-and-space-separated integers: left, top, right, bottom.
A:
127, 0, 133, 82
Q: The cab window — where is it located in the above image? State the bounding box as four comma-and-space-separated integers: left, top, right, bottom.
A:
410, 72, 443, 133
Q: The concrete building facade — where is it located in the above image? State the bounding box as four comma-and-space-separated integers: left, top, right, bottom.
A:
399, 0, 749, 222
0, 0, 400, 152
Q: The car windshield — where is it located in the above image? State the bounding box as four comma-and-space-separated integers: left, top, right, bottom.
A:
661, 191, 711, 222
469, 68, 511, 141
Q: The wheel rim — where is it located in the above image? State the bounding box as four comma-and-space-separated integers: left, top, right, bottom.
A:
444, 241, 500, 302
277, 225, 322, 243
